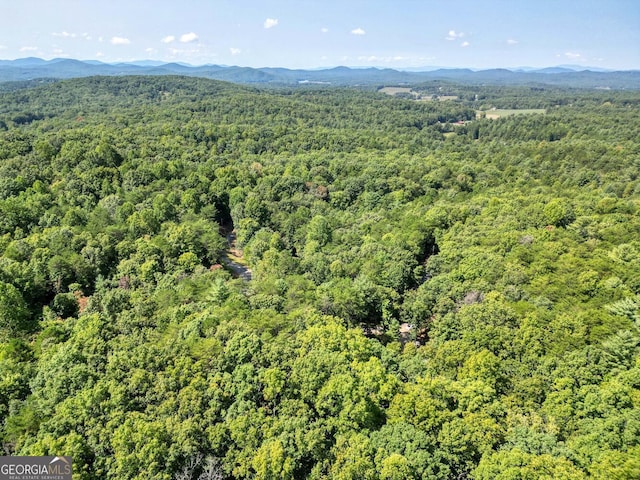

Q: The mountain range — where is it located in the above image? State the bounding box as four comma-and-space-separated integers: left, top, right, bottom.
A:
0, 57, 638, 89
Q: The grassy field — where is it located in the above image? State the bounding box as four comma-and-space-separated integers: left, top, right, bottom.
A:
435, 95, 459, 101
478, 108, 546, 119
379, 87, 417, 96
379, 87, 459, 102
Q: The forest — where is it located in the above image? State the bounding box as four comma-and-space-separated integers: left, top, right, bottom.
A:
0, 75, 639, 479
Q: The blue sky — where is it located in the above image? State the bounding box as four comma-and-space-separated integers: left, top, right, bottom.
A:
2, 0, 638, 69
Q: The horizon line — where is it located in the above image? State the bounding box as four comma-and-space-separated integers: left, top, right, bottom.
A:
1, 57, 639, 73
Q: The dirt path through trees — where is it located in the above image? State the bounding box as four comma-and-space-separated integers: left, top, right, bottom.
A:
221, 230, 252, 281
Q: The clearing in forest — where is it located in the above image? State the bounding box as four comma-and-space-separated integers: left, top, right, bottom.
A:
478, 108, 546, 119
379, 86, 419, 97
379, 87, 458, 101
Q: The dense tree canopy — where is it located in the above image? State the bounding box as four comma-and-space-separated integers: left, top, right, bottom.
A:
0, 76, 639, 479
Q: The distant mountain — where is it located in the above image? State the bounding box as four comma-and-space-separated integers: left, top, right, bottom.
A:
115, 60, 171, 67
0, 57, 51, 66
532, 67, 577, 74
0, 58, 638, 89
511, 65, 615, 73
555, 64, 615, 73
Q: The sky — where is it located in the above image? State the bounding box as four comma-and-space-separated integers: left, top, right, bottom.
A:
1, 0, 638, 70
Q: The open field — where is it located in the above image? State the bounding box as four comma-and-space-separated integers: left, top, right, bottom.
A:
433, 95, 459, 101
379, 87, 459, 102
379, 86, 418, 97
478, 108, 546, 119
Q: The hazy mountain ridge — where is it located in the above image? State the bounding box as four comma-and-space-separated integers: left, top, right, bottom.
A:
0, 57, 638, 88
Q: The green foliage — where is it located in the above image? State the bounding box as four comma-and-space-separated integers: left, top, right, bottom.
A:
0, 281, 31, 338
475, 449, 584, 479
51, 292, 79, 319
0, 76, 638, 479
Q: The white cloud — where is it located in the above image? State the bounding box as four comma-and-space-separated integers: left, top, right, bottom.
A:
167, 45, 207, 60
180, 32, 198, 43
54, 31, 93, 41
53, 31, 76, 38
351, 27, 366, 35
20, 46, 38, 52
507, 38, 519, 45
145, 47, 157, 54
357, 55, 410, 64
461, 41, 470, 47
52, 48, 70, 57
96, 52, 105, 57
446, 30, 464, 41
0, 45, 7, 50
565, 51, 581, 59
111, 36, 131, 45
161, 35, 175, 44
321, 27, 329, 33
230, 47, 241, 55
264, 18, 279, 29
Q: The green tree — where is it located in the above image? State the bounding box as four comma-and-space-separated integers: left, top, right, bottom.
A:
0, 282, 31, 338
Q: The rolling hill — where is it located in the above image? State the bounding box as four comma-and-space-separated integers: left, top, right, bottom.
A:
0, 57, 638, 89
